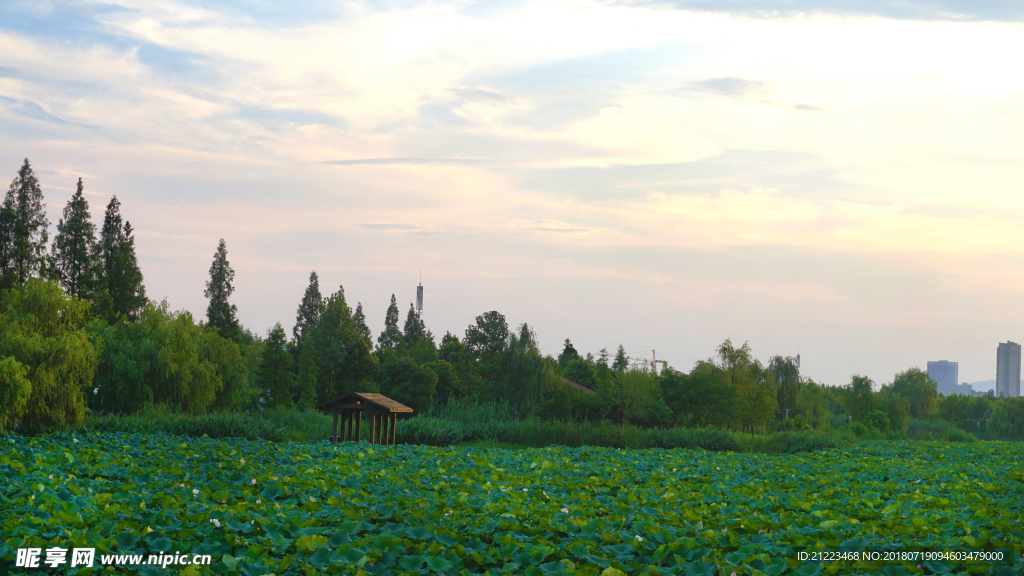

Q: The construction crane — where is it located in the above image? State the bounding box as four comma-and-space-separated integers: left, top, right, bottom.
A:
649, 350, 667, 373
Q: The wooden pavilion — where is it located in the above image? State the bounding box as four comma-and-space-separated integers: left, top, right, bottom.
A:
315, 392, 413, 445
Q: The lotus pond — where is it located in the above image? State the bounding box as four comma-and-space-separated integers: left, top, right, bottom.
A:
2, 432, 1022, 575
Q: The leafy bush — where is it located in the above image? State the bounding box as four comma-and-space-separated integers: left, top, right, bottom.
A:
850, 422, 868, 437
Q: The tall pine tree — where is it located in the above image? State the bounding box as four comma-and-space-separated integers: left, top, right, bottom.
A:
293, 271, 323, 348
403, 303, 425, 344
1, 159, 49, 288
204, 238, 240, 341
256, 323, 295, 408
353, 302, 372, 348
51, 178, 101, 299
376, 294, 403, 352
97, 195, 146, 322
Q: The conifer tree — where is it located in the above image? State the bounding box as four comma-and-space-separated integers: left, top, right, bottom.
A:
314, 285, 376, 400
294, 271, 323, 347
204, 238, 240, 341
51, 178, 101, 299
1, 159, 49, 288
255, 323, 295, 408
97, 195, 146, 322
612, 344, 629, 372
353, 302, 372, 348
403, 302, 425, 344
376, 294, 403, 352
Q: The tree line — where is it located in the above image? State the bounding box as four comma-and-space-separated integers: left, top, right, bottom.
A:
1, 158, 1022, 439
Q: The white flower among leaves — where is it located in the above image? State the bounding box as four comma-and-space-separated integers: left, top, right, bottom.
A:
256, 499, 261, 504
210, 519, 221, 528
192, 489, 199, 495
310, 497, 316, 503
523, 488, 528, 492
635, 535, 643, 542
251, 478, 257, 485
561, 508, 569, 514
240, 458, 245, 464
180, 484, 185, 488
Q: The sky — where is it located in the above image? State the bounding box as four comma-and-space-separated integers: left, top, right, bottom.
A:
2, 0, 1024, 391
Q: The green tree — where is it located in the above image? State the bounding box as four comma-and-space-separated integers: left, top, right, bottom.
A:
878, 385, 909, 433
0, 355, 32, 432
438, 332, 485, 398
293, 346, 319, 409
563, 358, 596, 389
890, 367, 938, 418
204, 327, 251, 411
1, 159, 49, 288
97, 196, 146, 322
989, 397, 1024, 439
314, 286, 377, 401
353, 302, 372, 348
256, 323, 295, 408
90, 301, 224, 414
377, 294, 403, 352
846, 375, 875, 422
711, 339, 776, 432
794, 379, 831, 429
377, 355, 437, 413
465, 311, 509, 358
204, 238, 240, 341
293, 271, 323, 349
617, 368, 672, 426
50, 178, 102, 300
612, 344, 629, 372
558, 338, 581, 368
403, 303, 425, 344
0, 279, 98, 431
769, 355, 801, 421
495, 323, 560, 416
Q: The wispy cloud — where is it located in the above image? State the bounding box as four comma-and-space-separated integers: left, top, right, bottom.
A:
679, 77, 762, 96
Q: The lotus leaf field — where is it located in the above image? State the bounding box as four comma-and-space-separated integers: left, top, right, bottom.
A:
2, 432, 1022, 575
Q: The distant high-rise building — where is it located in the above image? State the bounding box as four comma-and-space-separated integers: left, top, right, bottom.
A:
996, 341, 1021, 398
927, 360, 958, 395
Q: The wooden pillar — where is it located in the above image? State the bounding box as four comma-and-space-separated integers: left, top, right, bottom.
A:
346, 411, 353, 441
390, 413, 397, 445
332, 412, 339, 443
371, 413, 378, 445
356, 411, 362, 442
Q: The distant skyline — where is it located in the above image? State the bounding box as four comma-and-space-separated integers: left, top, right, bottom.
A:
3, 1, 1024, 387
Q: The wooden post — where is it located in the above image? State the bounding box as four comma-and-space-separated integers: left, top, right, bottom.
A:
356, 411, 362, 442
390, 413, 397, 445
371, 413, 378, 445
332, 413, 339, 443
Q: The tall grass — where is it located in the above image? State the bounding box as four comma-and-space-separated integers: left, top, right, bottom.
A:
80, 405, 332, 442
906, 418, 977, 442
78, 400, 839, 453
395, 416, 838, 453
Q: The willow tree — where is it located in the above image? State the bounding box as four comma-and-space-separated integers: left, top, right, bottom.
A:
0, 279, 98, 431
